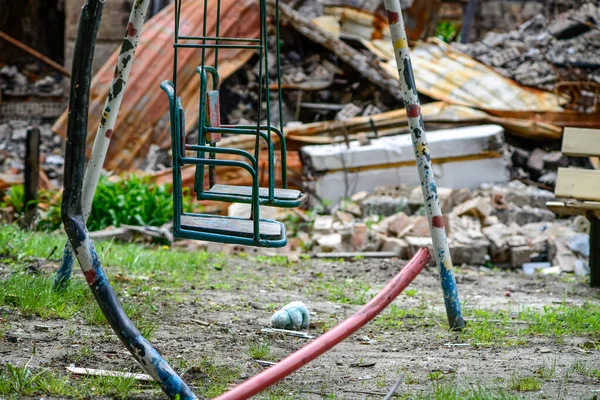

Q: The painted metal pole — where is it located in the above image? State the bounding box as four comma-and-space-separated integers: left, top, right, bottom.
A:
55, 0, 151, 289
61, 1, 196, 398
382, 0, 465, 330
215, 248, 431, 400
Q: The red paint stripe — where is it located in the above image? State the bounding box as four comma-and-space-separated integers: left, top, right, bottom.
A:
432, 216, 444, 228
105, 129, 113, 138
407, 104, 420, 118
83, 269, 97, 285
387, 11, 399, 25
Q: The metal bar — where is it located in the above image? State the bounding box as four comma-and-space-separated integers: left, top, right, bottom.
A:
174, 43, 262, 49
55, 0, 152, 289
178, 36, 260, 42
382, 0, 465, 330
23, 127, 40, 229
0, 30, 71, 77
275, 0, 287, 188
214, 248, 431, 400
60, 1, 195, 398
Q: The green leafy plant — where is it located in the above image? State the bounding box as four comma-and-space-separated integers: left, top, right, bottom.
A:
87, 174, 193, 231
435, 21, 459, 43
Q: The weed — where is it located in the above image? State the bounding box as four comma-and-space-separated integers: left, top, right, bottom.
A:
248, 340, 271, 360
0, 274, 89, 319
427, 371, 444, 381
535, 359, 556, 380
404, 288, 418, 297
520, 302, 600, 337
185, 357, 240, 398
571, 360, 600, 380
508, 374, 542, 392
82, 374, 137, 399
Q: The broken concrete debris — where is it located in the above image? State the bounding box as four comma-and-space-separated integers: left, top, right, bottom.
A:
295, 179, 590, 275
301, 124, 510, 205
454, 2, 600, 112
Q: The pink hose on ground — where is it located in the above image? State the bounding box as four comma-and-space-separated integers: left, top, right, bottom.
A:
215, 247, 432, 400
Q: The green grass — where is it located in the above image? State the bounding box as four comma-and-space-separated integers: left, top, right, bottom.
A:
571, 360, 600, 380
0, 274, 89, 319
519, 302, 600, 337
248, 340, 271, 360
184, 357, 241, 398
399, 381, 520, 400
535, 359, 556, 380
0, 363, 144, 399
306, 278, 371, 305
508, 375, 542, 392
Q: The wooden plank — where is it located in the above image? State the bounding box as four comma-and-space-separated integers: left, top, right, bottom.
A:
562, 127, 600, 157
555, 168, 600, 202
208, 184, 303, 200
181, 215, 282, 239
546, 200, 600, 218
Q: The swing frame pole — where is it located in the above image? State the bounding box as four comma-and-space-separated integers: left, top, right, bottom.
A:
61, 0, 196, 398
55, 0, 151, 289
382, 0, 465, 330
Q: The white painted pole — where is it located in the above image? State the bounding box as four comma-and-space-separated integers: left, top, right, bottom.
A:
56, 0, 151, 288
382, 0, 465, 329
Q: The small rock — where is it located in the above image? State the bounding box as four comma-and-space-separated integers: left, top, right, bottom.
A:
574, 259, 590, 276
313, 215, 334, 232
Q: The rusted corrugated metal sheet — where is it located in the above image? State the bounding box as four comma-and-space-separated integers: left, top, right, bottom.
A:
378, 38, 566, 112
53, 0, 260, 172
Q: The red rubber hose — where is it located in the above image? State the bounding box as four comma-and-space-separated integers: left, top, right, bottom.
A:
215, 247, 431, 400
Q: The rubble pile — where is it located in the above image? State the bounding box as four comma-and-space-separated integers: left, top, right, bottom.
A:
506, 143, 595, 187
0, 121, 64, 188
300, 180, 591, 275
219, 37, 396, 127
0, 65, 64, 98
454, 2, 600, 112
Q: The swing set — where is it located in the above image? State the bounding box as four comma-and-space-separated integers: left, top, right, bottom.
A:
59, 0, 464, 398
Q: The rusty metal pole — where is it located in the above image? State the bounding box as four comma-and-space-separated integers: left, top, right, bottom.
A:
382, 0, 465, 330
23, 127, 40, 229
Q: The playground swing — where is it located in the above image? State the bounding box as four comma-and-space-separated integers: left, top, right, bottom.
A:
160, 0, 307, 248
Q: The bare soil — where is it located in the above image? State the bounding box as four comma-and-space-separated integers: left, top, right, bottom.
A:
1, 256, 599, 399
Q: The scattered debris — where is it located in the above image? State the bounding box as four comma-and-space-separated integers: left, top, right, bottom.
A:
66, 365, 152, 381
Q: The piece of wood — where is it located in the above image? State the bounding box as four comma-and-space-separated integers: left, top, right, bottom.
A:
206, 90, 221, 143
0, 31, 71, 77
66, 366, 152, 381
180, 215, 282, 239
546, 200, 600, 218
207, 184, 304, 201
23, 128, 40, 229
555, 168, 600, 202
562, 127, 600, 157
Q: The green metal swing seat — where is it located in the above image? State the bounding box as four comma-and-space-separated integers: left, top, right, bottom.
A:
160, 0, 306, 248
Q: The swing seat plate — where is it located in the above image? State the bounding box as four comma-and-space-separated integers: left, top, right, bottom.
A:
181, 214, 283, 240
206, 184, 308, 205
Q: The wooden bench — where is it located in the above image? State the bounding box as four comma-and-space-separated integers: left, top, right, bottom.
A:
546, 127, 600, 287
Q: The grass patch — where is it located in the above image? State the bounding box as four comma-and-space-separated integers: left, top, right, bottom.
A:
535, 359, 556, 380
248, 340, 271, 360
184, 357, 241, 398
306, 278, 371, 305
402, 381, 520, 399
0, 274, 89, 319
571, 360, 600, 380
508, 375, 542, 392
520, 302, 600, 337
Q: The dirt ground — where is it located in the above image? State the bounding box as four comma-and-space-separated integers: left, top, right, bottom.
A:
1, 246, 600, 399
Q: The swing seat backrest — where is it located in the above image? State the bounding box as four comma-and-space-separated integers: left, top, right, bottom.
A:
206, 90, 221, 144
